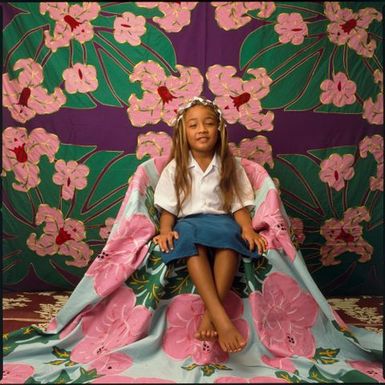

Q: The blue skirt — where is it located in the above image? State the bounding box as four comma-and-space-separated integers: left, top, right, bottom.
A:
160, 213, 261, 264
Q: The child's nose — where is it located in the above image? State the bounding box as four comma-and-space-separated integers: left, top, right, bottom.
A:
197, 122, 208, 132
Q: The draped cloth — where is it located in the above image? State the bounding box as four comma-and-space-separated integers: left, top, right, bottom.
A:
3, 157, 382, 384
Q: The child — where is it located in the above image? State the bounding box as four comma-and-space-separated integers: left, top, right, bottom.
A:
153, 96, 267, 354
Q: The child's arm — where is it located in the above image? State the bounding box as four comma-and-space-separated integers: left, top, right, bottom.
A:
153, 209, 179, 253
233, 207, 267, 254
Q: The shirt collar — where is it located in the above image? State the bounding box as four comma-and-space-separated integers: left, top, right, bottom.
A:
188, 151, 219, 171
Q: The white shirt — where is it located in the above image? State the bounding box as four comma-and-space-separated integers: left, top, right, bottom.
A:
154, 153, 255, 218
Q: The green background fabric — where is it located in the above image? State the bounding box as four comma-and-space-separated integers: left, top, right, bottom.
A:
2, 2, 383, 295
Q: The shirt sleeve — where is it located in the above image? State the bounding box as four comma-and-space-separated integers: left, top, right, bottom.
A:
154, 162, 178, 215
231, 163, 255, 213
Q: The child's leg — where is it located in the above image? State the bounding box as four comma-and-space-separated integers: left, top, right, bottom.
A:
186, 246, 245, 353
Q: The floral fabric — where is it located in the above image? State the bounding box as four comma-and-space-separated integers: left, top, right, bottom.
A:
2, 157, 382, 383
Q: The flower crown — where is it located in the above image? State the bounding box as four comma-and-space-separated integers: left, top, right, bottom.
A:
174, 96, 225, 130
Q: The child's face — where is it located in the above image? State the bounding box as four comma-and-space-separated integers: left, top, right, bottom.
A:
184, 105, 219, 155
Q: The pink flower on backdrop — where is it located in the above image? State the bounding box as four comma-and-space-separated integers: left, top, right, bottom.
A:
128, 60, 203, 127
52, 159, 89, 200
324, 2, 382, 57
320, 72, 357, 107
373, 69, 383, 91
206, 65, 274, 131
92, 375, 175, 383
87, 352, 133, 375
63, 63, 98, 94
261, 355, 296, 373
274, 13, 308, 45
215, 376, 286, 383
2, 58, 66, 123
229, 135, 274, 168
162, 291, 249, 365
71, 286, 151, 363
363, 93, 383, 125
40, 2, 100, 52
211, 2, 276, 30
320, 206, 373, 266
359, 134, 383, 163
319, 153, 355, 191
252, 189, 296, 261
1, 363, 35, 384
99, 217, 116, 239
359, 134, 383, 191
86, 213, 154, 297
347, 360, 384, 382
250, 272, 319, 357
2, 127, 60, 192
136, 131, 172, 160
289, 217, 305, 245
114, 12, 146, 46
26, 204, 93, 267
239, 158, 269, 191
136, 2, 198, 33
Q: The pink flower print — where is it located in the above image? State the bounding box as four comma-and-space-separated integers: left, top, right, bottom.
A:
136, 2, 198, 33
87, 352, 133, 375
373, 69, 383, 92
215, 376, 287, 383
250, 272, 319, 357
348, 360, 384, 382
71, 286, 151, 363
162, 291, 249, 364
126, 165, 150, 197
136, 131, 172, 160
359, 135, 383, 191
239, 158, 269, 191
52, 159, 89, 200
2, 126, 60, 192
274, 13, 308, 45
2, 58, 66, 123
320, 72, 357, 107
1, 363, 35, 384
252, 189, 296, 261
99, 217, 116, 239
26, 204, 93, 267
114, 12, 146, 46
359, 134, 383, 163
63, 63, 98, 94
319, 153, 355, 191
320, 206, 373, 266
211, 2, 276, 31
206, 65, 274, 131
363, 93, 383, 125
40, 2, 101, 52
86, 213, 155, 297
154, 156, 170, 176
229, 135, 274, 168
289, 217, 305, 245
92, 375, 175, 383
324, 2, 382, 58
128, 61, 203, 127
261, 355, 297, 373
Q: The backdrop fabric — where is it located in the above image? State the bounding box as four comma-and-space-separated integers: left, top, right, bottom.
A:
2, 2, 383, 297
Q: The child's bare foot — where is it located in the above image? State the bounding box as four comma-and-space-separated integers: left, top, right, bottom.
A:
216, 321, 247, 353
194, 311, 218, 341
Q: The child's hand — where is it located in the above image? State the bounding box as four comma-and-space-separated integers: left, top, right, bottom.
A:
153, 231, 179, 253
241, 227, 267, 254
